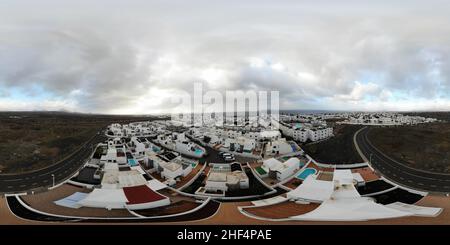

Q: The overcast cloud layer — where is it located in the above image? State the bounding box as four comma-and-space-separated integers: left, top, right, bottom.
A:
0, 0, 450, 114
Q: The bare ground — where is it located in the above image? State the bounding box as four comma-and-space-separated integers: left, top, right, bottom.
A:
0, 111, 163, 173
368, 122, 450, 174
301, 124, 363, 164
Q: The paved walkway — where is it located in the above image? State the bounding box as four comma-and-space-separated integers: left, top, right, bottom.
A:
2, 193, 450, 225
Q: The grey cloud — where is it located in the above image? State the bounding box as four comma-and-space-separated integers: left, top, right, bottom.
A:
0, 0, 449, 113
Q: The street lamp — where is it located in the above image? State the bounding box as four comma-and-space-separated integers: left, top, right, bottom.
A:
51, 174, 55, 187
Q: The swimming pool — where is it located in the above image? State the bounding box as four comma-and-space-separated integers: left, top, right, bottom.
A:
297, 168, 317, 180
128, 159, 138, 167
194, 148, 204, 156
289, 142, 298, 152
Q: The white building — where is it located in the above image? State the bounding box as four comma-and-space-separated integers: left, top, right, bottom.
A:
293, 129, 309, 142
157, 133, 206, 158
223, 136, 256, 153
262, 157, 300, 181
202, 163, 249, 194
160, 161, 183, 180
307, 127, 333, 142
130, 137, 146, 158
264, 138, 295, 156
100, 140, 127, 165
204, 171, 249, 193
144, 151, 193, 181
278, 118, 333, 143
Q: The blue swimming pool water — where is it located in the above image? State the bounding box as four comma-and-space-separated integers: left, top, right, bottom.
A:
297, 168, 317, 180
128, 159, 138, 167
194, 148, 204, 155
290, 143, 297, 152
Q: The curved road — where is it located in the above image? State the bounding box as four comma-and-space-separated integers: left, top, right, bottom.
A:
0, 131, 106, 194
355, 126, 450, 193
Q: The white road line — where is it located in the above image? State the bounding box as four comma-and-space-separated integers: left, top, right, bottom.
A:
3, 179, 23, 182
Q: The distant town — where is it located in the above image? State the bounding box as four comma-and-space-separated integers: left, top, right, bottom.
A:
1, 111, 449, 225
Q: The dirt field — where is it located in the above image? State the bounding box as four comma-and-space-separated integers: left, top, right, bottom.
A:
368, 122, 450, 173
302, 124, 363, 164
0, 111, 163, 173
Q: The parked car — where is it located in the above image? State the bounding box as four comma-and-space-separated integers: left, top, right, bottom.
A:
220, 152, 233, 158
224, 156, 235, 162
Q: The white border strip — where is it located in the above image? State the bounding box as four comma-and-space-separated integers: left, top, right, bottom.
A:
12, 194, 214, 221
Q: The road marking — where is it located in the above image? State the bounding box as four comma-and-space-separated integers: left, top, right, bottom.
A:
361, 128, 450, 178
3, 179, 23, 182
356, 128, 450, 192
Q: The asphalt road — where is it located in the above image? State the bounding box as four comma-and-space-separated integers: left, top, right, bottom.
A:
0, 131, 106, 194
355, 126, 450, 193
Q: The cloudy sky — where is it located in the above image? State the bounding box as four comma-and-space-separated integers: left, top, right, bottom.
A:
0, 0, 450, 114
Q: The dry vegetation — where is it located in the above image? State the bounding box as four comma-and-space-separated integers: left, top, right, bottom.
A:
0, 111, 163, 173
369, 121, 450, 173
301, 124, 363, 164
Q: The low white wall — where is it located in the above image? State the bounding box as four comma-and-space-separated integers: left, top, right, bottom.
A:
13, 194, 214, 221
306, 154, 368, 169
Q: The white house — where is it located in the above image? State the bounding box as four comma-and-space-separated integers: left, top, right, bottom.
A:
202, 163, 249, 194
101, 141, 127, 165
262, 157, 300, 181
264, 138, 294, 156
272, 157, 300, 181
130, 137, 146, 158
160, 161, 183, 180
263, 158, 282, 170
258, 130, 281, 141
204, 171, 249, 193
